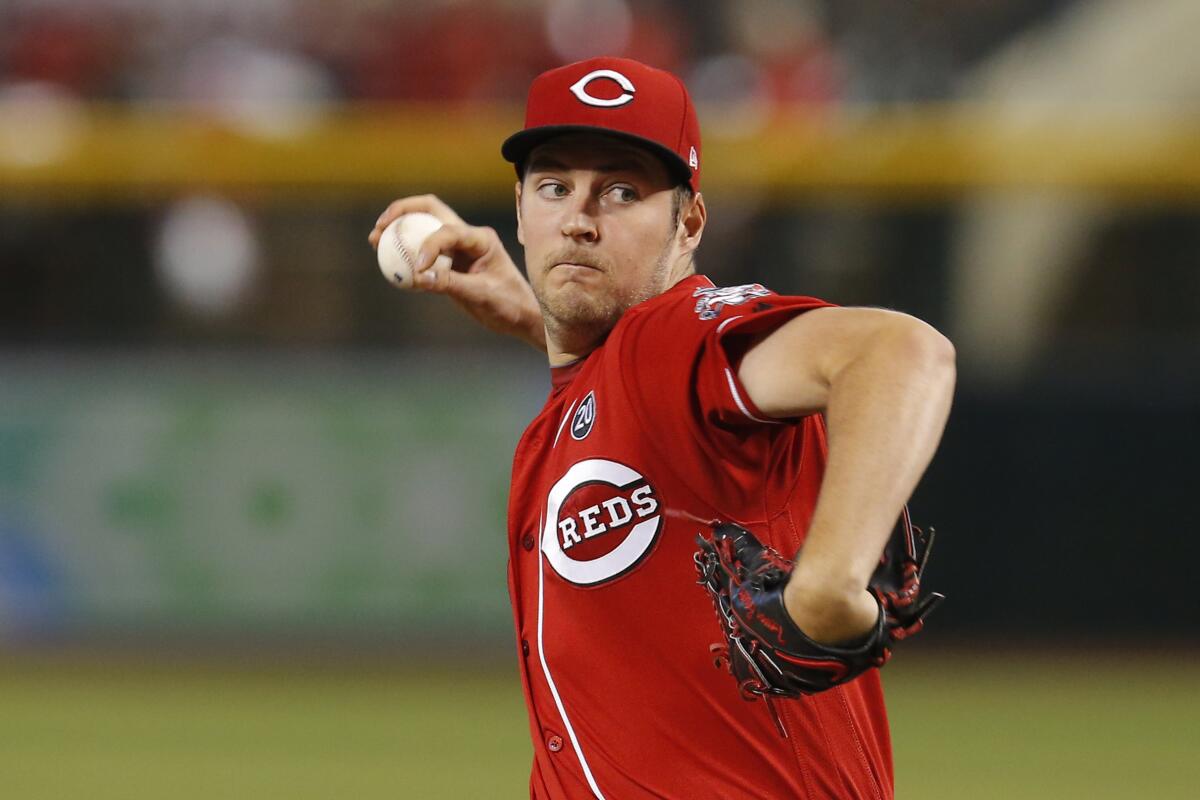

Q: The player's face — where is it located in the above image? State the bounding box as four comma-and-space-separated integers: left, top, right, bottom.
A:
516, 134, 685, 344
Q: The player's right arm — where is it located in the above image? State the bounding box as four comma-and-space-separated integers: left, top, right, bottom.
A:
369, 195, 547, 352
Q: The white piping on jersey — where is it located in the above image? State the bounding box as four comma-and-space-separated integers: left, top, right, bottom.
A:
553, 399, 578, 448
716, 314, 743, 334
724, 367, 781, 424
536, 508, 607, 799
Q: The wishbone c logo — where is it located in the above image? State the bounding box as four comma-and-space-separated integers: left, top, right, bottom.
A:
568, 69, 636, 108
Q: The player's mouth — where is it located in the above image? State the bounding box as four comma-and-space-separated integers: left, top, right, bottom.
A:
547, 248, 605, 272
551, 261, 607, 281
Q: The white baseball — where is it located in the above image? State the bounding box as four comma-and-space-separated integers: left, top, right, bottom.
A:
376, 212, 452, 290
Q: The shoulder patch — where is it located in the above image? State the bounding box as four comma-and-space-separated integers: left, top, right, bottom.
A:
693, 283, 772, 320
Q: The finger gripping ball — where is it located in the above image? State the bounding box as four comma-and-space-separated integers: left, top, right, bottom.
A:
377, 212, 451, 290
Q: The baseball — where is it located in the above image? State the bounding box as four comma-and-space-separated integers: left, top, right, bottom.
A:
376, 212, 451, 290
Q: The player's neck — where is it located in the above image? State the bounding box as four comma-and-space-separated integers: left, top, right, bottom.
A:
546, 326, 607, 367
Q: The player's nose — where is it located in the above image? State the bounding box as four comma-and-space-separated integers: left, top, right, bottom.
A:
562, 217, 599, 243
560, 198, 599, 243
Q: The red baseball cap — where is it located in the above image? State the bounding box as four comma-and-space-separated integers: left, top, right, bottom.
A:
502, 57, 702, 192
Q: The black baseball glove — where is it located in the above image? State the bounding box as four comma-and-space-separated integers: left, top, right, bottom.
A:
694, 508, 943, 701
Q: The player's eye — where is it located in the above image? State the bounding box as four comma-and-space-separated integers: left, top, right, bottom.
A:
536, 181, 569, 199
606, 185, 638, 203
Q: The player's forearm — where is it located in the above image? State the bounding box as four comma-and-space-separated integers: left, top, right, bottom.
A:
481, 287, 546, 352
495, 271, 544, 351
448, 269, 547, 353
784, 318, 955, 641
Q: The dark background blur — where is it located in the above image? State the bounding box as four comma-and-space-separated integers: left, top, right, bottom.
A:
4, 0, 1196, 646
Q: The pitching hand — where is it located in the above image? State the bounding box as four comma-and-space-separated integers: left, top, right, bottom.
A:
369, 194, 546, 351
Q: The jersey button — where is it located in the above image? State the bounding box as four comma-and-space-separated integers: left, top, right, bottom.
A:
547, 735, 564, 753
521, 639, 530, 657
522, 533, 535, 551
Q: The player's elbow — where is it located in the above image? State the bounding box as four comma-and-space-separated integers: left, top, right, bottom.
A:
879, 316, 956, 390
919, 324, 956, 396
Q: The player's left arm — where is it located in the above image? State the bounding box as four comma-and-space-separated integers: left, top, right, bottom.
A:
736, 307, 956, 645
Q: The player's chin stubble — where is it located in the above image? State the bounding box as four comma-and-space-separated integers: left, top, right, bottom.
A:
535, 241, 673, 343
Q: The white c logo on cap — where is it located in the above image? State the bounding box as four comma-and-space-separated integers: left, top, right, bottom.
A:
568, 69, 636, 108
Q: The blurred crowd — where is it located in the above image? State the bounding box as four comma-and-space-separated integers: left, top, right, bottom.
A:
0, 0, 1073, 113
3, 0, 1197, 382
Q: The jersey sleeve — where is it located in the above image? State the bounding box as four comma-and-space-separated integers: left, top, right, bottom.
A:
613, 278, 834, 532
619, 281, 834, 431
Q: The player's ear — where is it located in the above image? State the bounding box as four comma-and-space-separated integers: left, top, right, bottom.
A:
514, 181, 525, 245
680, 191, 706, 255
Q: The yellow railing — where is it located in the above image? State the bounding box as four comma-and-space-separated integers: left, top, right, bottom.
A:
2, 104, 1198, 201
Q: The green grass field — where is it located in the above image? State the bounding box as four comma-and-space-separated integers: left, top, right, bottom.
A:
1, 650, 1196, 799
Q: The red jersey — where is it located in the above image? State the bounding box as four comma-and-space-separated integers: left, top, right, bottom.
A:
507, 275, 894, 800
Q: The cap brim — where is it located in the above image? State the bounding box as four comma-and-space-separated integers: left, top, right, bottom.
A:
501, 125, 693, 187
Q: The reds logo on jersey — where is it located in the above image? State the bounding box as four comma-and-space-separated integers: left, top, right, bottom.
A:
693, 283, 772, 320
542, 459, 662, 586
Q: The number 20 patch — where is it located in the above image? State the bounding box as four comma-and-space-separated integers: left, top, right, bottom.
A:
571, 391, 596, 440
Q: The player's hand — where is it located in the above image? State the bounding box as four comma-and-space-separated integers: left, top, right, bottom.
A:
787, 508, 945, 645
781, 583, 881, 646
694, 514, 942, 700
369, 195, 546, 352
694, 523, 892, 700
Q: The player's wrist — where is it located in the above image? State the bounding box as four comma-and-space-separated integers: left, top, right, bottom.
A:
782, 582, 879, 646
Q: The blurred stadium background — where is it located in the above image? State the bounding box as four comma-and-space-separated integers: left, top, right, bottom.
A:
1, 0, 1198, 797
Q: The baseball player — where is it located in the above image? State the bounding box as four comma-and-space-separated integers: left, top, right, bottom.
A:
369, 57, 955, 800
